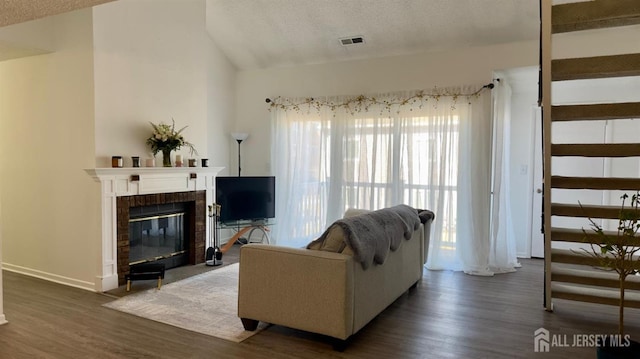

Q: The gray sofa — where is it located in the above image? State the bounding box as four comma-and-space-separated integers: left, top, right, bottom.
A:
237, 206, 434, 347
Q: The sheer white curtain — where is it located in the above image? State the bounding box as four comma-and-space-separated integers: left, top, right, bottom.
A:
271, 108, 332, 248
270, 86, 497, 274
488, 77, 521, 273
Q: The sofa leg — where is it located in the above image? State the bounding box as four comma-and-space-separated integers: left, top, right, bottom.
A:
409, 279, 419, 290
332, 337, 350, 351
241, 318, 259, 331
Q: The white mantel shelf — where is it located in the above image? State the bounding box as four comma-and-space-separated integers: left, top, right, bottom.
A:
86, 167, 224, 196
87, 166, 225, 178
86, 166, 224, 292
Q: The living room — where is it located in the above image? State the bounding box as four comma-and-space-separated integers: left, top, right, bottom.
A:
1, 0, 640, 357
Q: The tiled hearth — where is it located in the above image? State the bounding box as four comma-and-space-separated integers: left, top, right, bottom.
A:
87, 167, 223, 292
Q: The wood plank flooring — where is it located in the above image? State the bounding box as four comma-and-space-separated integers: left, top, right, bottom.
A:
1, 257, 639, 358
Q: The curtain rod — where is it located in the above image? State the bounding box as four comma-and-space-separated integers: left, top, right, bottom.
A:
265, 81, 497, 104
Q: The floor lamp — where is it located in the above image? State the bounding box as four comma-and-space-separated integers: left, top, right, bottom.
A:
230, 132, 249, 244
231, 132, 248, 176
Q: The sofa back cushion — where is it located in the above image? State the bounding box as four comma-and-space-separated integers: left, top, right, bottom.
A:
307, 224, 347, 253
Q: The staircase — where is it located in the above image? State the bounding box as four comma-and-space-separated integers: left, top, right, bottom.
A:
541, 0, 640, 311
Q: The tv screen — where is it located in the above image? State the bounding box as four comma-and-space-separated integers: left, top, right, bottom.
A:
215, 176, 276, 223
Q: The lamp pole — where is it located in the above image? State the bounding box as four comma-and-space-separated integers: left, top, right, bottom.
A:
236, 139, 243, 177
231, 132, 249, 177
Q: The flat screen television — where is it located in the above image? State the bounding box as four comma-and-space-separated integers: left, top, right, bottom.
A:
215, 176, 276, 223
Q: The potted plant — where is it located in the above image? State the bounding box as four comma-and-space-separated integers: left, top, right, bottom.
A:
581, 192, 640, 358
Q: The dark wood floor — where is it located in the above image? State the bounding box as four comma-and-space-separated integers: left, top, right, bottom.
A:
1, 257, 639, 358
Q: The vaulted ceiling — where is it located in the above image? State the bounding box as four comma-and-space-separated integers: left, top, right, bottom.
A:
206, 0, 540, 70
0, 0, 543, 70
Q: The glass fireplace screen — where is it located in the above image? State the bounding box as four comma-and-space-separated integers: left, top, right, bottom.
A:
129, 212, 186, 265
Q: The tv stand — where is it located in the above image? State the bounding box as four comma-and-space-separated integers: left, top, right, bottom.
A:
219, 220, 272, 254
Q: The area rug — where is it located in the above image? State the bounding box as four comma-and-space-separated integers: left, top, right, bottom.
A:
103, 263, 267, 342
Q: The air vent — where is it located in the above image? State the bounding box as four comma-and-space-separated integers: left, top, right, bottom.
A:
340, 36, 365, 46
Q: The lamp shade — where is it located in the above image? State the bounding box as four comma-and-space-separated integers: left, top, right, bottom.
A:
231, 132, 249, 141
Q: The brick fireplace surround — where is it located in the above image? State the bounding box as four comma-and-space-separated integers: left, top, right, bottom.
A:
116, 191, 206, 285
87, 167, 223, 292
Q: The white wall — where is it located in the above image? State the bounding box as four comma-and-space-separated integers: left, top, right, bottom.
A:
235, 40, 539, 176
93, 0, 234, 169
500, 67, 539, 257
205, 25, 235, 173
0, 9, 102, 290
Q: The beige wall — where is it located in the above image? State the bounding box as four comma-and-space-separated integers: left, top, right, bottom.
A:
0, 199, 6, 324
0, 9, 101, 290
92, 0, 234, 169
235, 40, 539, 176
0, 0, 236, 292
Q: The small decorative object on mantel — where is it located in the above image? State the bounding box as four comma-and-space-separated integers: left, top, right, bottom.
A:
188, 159, 197, 167
175, 154, 183, 167
131, 156, 140, 168
112, 156, 123, 168
201, 158, 209, 167
146, 119, 198, 167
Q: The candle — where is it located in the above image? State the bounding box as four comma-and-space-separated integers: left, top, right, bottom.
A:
146, 158, 155, 167
111, 156, 123, 168
175, 154, 183, 167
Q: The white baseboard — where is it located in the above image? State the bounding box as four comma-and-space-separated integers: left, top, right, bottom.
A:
2, 263, 96, 292
0, 314, 7, 325
95, 274, 119, 292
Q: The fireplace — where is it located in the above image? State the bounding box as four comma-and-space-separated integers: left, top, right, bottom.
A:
87, 166, 223, 292
116, 191, 206, 286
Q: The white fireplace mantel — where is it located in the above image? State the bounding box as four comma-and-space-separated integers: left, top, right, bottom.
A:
86, 166, 224, 292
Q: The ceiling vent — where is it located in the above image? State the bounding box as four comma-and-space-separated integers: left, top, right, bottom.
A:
339, 36, 365, 46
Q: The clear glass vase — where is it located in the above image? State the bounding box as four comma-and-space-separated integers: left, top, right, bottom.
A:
162, 149, 172, 167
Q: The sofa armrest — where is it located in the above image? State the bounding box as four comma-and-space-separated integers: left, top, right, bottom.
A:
238, 244, 355, 340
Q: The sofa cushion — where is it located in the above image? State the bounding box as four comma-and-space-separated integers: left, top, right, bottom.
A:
319, 225, 347, 252
307, 224, 348, 253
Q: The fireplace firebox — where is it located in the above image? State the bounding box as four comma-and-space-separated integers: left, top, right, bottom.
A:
129, 202, 189, 269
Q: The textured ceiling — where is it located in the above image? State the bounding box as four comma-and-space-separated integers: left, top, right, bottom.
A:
206, 0, 540, 70
0, 0, 114, 28
0, 0, 542, 71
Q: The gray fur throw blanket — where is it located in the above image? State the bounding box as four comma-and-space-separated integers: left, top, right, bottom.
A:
308, 204, 422, 269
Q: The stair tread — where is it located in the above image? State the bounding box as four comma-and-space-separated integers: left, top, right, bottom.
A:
551, 227, 640, 246
552, 143, 640, 157
552, 266, 640, 283
551, 175, 640, 190
552, 102, 640, 122
552, 53, 640, 81
553, 0, 640, 34
551, 282, 640, 300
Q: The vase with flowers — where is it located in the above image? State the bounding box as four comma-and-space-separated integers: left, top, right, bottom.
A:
146, 119, 198, 167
